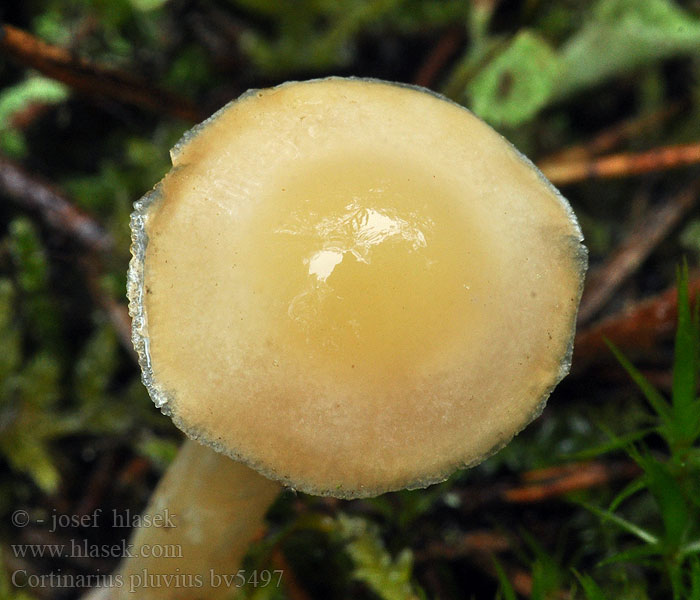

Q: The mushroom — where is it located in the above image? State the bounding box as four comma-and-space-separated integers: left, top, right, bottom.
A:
116, 77, 586, 599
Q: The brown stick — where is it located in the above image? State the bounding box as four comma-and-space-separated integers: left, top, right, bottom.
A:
0, 24, 203, 122
9, 101, 55, 130
578, 183, 699, 324
539, 142, 700, 185
270, 548, 313, 600
416, 530, 510, 561
81, 255, 135, 356
415, 461, 636, 595
0, 154, 113, 254
0, 153, 134, 355
574, 275, 700, 371
455, 460, 639, 512
540, 103, 682, 166
419, 534, 564, 599
413, 27, 464, 89
502, 461, 640, 504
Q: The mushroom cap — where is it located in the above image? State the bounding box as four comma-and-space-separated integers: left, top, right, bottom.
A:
128, 78, 587, 498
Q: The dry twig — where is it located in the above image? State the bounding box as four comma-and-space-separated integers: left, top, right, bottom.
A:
578, 183, 699, 324
413, 27, 464, 89
80, 255, 134, 356
420, 537, 568, 599
73, 447, 119, 517
416, 530, 510, 561
0, 153, 134, 355
540, 103, 682, 166
574, 274, 700, 371
455, 460, 639, 512
540, 142, 700, 185
270, 548, 313, 600
419, 461, 636, 596
0, 154, 113, 253
502, 461, 640, 504
0, 24, 203, 122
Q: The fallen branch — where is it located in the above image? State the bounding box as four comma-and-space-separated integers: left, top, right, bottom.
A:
413, 27, 464, 89
578, 183, 699, 324
0, 154, 113, 254
0, 24, 203, 122
539, 103, 682, 166
502, 461, 640, 504
574, 274, 700, 372
540, 142, 700, 185
8, 101, 56, 130
455, 460, 639, 512
416, 530, 510, 561
80, 255, 134, 357
270, 548, 313, 600
420, 534, 568, 599
0, 153, 134, 355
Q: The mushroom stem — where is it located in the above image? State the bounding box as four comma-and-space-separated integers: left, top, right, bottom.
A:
106, 439, 281, 599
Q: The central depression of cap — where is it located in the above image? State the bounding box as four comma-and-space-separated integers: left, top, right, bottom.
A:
130, 78, 586, 497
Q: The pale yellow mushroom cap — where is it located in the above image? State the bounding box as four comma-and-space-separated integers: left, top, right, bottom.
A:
128, 78, 587, 498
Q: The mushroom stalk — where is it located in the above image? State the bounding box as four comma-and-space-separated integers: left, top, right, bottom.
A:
100, 439, 281, 599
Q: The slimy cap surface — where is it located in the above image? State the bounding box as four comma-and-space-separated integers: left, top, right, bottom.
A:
128, 78, 587, 498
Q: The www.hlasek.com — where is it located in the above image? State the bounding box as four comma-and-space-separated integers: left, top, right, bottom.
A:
12, 568, 284, 592
12, 539, 182, 560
